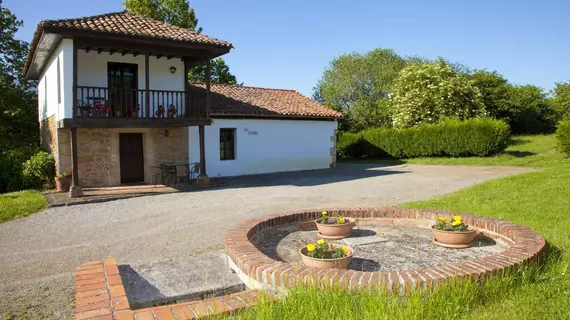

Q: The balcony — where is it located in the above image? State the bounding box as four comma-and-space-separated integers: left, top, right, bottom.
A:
60, 86, 210, 128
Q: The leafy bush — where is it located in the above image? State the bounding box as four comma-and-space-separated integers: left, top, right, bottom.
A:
0, 147, 38, 193
338, 118, 510, 159
556, 120, 570, 157
390, 59, 486, 128
22, 151, 55, 189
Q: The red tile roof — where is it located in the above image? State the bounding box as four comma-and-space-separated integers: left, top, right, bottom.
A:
40, 11, 232, 48
190, 83, 342, 120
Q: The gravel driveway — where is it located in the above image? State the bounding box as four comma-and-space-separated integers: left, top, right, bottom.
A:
0, 163, 530, 319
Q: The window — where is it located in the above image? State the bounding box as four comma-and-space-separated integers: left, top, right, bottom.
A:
57, 57, 61, 104
220, 128, 236, 160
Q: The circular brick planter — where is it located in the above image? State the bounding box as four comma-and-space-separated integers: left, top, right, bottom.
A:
224, 208, 546, 295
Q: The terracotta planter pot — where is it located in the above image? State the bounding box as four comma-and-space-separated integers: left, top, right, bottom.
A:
315, 218, 356, 239
299, 244, 354, 269
55, 177, 72, 192
432, 227, 477, 248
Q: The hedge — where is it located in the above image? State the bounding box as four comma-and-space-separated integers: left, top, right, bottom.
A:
556, 120, 570, 157
338, 118, 510, 159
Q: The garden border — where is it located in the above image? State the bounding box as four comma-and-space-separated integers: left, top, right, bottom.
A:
224, 208, 546, 295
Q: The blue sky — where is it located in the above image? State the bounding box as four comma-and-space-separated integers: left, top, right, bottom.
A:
6, 0, 570, 96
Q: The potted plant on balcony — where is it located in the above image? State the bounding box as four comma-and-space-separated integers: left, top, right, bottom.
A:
116, 106, 124, 117
167, 104, 177, 118
432, 215, 477, 248
79, 105, 90, 117
54, 170, 72, 192
315, 211, 356, 239
299, 239, 353, 269
156, 105, 165, 118
131, 104, 140, 118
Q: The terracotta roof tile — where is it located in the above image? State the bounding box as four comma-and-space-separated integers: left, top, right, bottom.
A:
41, 11, 231, 48
190, 83, 342, 119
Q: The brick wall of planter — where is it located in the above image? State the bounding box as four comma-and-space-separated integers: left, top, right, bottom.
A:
224, 208, 546, 295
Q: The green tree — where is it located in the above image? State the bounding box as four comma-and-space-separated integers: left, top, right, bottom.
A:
390, 59, 485, 128
470, 70, 511, 121
123, 0, 238, 84
0, 1, 39, 192
313, 48, 406, 131
0, 0, 38, 151
123, 0, 201, 31
188, 58, 237, 84
507, 85, 558, 134
552, 81, 570, 119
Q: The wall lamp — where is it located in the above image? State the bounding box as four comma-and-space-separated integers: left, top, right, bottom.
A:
169, 66, 177, 74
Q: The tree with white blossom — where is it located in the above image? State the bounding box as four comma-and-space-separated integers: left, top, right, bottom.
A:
390, 59, 486, 128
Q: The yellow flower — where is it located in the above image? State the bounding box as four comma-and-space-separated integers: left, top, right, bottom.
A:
306, 243, 316, 252
338, 217, 346, 224
317, 239, 325, 245
437, 217, 447, 222
321, 211, 327, 216
453, 215, 462, 221
341, 247, 350, 255
452, 221, 462, 227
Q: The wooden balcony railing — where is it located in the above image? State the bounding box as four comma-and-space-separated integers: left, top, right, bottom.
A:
75, 86, 207, 119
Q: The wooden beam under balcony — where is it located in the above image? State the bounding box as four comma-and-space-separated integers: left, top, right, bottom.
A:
58, 117, 212, 129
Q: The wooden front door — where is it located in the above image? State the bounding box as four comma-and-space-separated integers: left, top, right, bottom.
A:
119, 133, 144, 183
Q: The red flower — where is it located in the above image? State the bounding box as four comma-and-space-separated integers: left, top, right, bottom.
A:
106, 108, 111, 113
69, 169, 72, 174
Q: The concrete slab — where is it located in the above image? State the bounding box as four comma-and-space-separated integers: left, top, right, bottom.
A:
119, 251, 245, 309
342, 228, 389, 247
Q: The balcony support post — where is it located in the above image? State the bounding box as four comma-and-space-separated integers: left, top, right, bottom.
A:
69, 127, 83, 197
145, 53, 150, 118
72, 39, 77, 119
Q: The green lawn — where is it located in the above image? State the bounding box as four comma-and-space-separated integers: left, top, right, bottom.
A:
228, 134, 570, 320
0, 190, 47, 222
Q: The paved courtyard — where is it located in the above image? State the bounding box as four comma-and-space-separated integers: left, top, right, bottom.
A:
0, 163, 531, 318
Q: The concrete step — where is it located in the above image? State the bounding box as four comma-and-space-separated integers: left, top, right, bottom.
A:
118, 250, 245, 309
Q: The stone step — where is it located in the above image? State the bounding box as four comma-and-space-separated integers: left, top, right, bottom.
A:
119, 250, 245, 309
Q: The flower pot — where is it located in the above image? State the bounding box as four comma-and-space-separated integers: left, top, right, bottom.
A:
315, 218, 356, 239
299, 244, 353, 269
80, 110, 89, 117
131, 112, 138, 118
432, 227, 477, 248
55, 177, 72, 192
116, 111, 122, 117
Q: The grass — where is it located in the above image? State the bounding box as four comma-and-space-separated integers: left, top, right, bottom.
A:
226, 134, 570, 320
0, 190, 47, 222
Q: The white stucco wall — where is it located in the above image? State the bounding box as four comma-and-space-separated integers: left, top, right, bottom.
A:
38, 42, 65, 121
189, 119, 337, 177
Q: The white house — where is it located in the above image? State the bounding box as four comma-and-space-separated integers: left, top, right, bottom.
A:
24, 11, 341, 195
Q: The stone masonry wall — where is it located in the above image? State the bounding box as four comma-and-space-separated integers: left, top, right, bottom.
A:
76, 127, 188, 187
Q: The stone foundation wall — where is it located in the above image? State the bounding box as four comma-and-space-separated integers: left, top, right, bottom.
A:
75, 127, 189, 187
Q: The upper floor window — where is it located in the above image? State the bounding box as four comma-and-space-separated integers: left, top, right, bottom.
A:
220, 128, 236, 160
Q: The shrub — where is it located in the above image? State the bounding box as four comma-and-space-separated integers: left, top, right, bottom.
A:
556, 120, 570, 157
22, 151, 55, 189
390, 59, 486, 128
0, 147, 38, 193
338, 118, 510, 159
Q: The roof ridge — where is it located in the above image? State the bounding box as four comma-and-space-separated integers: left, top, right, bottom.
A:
189, 82, 297, 92
39, 10, 128, 26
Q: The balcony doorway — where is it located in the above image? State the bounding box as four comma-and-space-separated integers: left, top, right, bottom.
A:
108, 62, 138, 117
